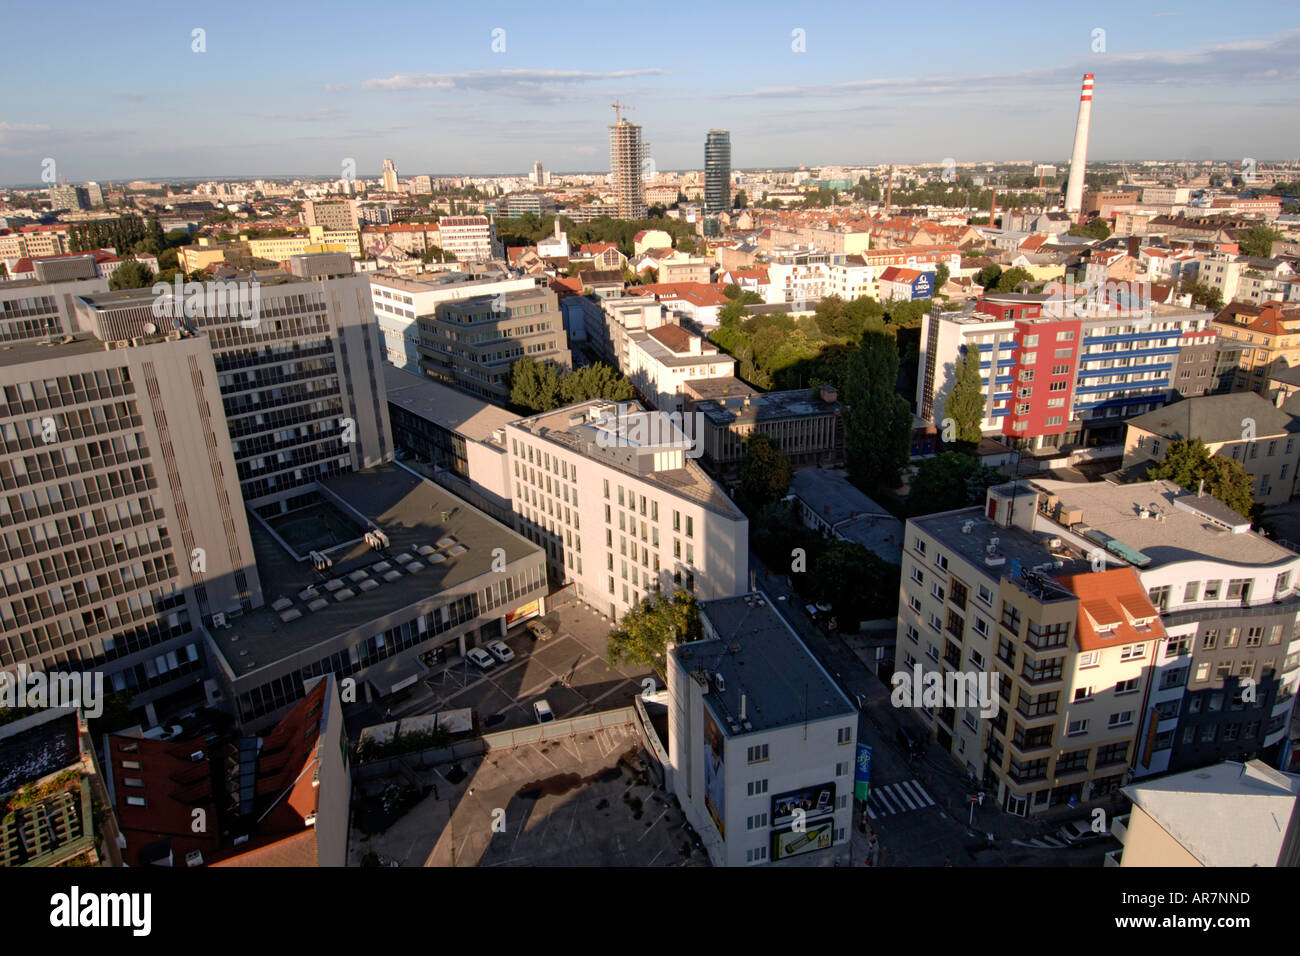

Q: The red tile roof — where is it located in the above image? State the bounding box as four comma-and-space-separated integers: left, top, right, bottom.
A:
1054, 568, 1165, 652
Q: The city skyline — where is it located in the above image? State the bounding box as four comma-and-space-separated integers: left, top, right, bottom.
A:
2, 0, 1298, 184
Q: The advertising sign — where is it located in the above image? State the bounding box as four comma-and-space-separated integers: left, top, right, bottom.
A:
704, 708, 726, 837
505, 600, 541, 628
771, 822, 834, 860
854, 744, 872, 802
770, 782, 835, 829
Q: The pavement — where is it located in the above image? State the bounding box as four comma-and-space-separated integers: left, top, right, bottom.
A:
751, 549, 1124, 867
344, 597, 656, 739
349, 723, 708, 867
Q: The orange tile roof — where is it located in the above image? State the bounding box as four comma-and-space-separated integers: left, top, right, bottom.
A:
1055, 568, 1165, 652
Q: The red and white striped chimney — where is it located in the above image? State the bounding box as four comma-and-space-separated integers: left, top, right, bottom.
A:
1064, 73, 1094, 217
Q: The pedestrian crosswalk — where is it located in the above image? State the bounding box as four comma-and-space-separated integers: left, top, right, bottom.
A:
864, 779, 936, 819
1011, 835, 1070, 849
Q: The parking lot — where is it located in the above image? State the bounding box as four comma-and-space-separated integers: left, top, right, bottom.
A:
368, 599, 656, 734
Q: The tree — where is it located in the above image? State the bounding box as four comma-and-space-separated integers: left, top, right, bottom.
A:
934, 262, 950, 291
843, 324, 911, 490
810, 539, 900, 627
945, 346, 985, 445
737, 434, 792, 514
508, 357, 563, 412
606, 589, 702, 674
993, 267, 1034, 293
733, 190, 747, 210
1238, 225, 1284, 258
109, 259, 155, 290
1148, 438, 1255, 518
908, 452, 1002, 515
1179, 276, 1224, 313
558, 362, 635, 405
975, 264, 1002, 290
722, 283, 742, 300
1067, 218, 1111, 241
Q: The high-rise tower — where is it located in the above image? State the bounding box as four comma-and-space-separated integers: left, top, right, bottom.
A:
608, 103, 647, 220
1064, 74, 1095, 217
704, 130, 731, 214
381, 157, 399, 193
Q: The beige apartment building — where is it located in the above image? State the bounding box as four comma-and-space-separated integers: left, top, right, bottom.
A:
1122, 391, 1300, 505
895, 479, 1300, 816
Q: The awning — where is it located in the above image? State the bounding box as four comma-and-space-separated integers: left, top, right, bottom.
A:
357, 654, 424, 699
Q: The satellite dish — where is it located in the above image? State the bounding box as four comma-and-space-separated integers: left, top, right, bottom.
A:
143, 322, 157, 335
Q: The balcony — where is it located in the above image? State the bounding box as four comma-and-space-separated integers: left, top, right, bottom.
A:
1111, 813, 1129, 844
1104, 848, 1123, 867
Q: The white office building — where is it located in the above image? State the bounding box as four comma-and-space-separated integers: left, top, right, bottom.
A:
668, 592, 858, 866
503, 400, 748, 619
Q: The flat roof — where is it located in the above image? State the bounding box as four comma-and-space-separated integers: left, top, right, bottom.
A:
789, 469, 904, 563
385, 365, 519, 442
0, 333, 108, 369
513, 401, 744, 519
1033, 478, 1293, 567
695, 387, 838, 427
1122, 760, 1300, 866
912, 506, 1089, 585
678, 592, 854, 735
210, 464, 543, 673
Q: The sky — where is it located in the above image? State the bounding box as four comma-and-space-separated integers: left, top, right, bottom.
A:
3, 0, 1299, 185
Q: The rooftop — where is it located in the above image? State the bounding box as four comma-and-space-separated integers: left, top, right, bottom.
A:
1032, 478, 1291, 567
693, 386, 839, 427
511, 401, 744, 519
210, 464, 542, 673
788, 468, 904, 563
678, 592, 855, 735
1122, 760, 1300, 867
1125, 391, 1298, 443
912, 505, 1088, 586
385, 365, 519, 442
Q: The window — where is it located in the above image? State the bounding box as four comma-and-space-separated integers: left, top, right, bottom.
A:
746, 813, 769, 830
1073, 686, 1093, 702
747, 779, 769, 797
1227, 579, 1251, 601
913, 537, 927, 556
1051, 364, 1070, 375
1204, 580, 1221, 601
1114, 678, 1139, 695
747, 744, 769, 763
837, 726, 853, 745
1067, 719, 1089, 736
931, 583, 945, 602
836, 761, 850, 777
1078, 651, 1099, 668
911, 566, 925, 584
1195, 662, 1211, 682
1183, 581, 1200, 602
977, 584, 993, 605
1119, 645, 1144, 662
746, 846, 768, 863
1202, 628, 1219, 650
1057, 331, 1075, 341
1049, 381, 1068, 392
1108, 711, 1134, 728
906, 624, 920, 643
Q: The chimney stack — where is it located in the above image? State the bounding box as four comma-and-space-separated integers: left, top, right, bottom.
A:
1064, 74, 1095, 218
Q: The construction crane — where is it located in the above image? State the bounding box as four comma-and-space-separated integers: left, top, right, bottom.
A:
611, 100, 633, 123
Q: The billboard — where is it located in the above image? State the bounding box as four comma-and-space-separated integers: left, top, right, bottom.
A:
771, 821, 835, 861
854, 744, 872, 802
913, 271, 934, 298
703, 708, 726, 838
505, 600, 541, 628
770, 782, 835, 830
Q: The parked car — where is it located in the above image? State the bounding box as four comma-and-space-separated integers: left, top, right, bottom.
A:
485, 639, 515, 663
466, 647, 496, 670
533, 699, 555, 723
1057, 819, 1112, 846
526, 620, 553, 641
